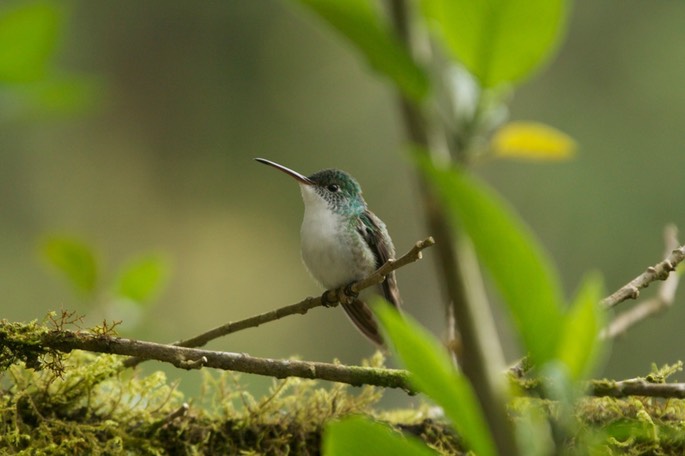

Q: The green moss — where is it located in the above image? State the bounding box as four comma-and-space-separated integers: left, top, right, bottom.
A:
1, 350, 181, 454
0, 319, 51, 371
4, 319, 685, 454
506, 390, 685, 455
646, 361, 683, 384
0, 339, 459, 454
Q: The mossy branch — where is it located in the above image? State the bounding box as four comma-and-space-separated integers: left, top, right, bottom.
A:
124, 237, 434, 369
517, 363, 685, 399
589, 379, 685, 398
20, 329, 413, 390
7, 320, 685, 399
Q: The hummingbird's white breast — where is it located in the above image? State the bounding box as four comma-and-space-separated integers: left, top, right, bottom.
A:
298, 185, 376, 289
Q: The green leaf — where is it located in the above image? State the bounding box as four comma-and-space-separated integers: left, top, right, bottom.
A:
0, 1, 62, 82
0, 75, 103, 119
556, 274, 605, 380
294, 0, 429, 101
419, 157, 564, 365
114, 254, 170, 305
323, 415, 436, 456
514, 398, 554, 456
422, 0, 568, 88
375, 302, 496, 456
26, 75, 103, 114
41, 236, 97, 295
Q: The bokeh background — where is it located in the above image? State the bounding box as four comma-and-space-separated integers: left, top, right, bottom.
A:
2, 0, 685, 402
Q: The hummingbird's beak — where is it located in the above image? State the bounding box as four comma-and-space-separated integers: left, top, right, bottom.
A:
254, 158, 314, 185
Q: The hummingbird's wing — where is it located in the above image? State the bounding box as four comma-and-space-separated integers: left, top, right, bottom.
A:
338, 211, 402, 347
357, 210, 402, 309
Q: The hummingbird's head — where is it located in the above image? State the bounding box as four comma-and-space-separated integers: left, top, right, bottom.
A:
255, 158, 366, 215
306, 168, 365, 214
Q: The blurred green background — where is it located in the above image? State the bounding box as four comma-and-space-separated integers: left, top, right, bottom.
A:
2, 0, 685, 400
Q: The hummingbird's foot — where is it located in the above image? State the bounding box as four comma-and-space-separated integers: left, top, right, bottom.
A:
321, 290, 339, 308
343, 283, 359, 300
336, 283, 359, 306
321, 283, 359, 307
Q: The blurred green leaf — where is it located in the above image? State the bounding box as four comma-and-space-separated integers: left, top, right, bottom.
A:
422, 0, 567, 88
114, 254, 170, 305
294, 0, 429, 101
323, 415, 436, 456
556, 274, 605, 380
513, 398, 554, 456
0, 74, 103, 119
41, 236, 97, 295
419, 157, 564, 364
0, 1, 62, 83
375, 302, 496, 456
25, 75, 103, 114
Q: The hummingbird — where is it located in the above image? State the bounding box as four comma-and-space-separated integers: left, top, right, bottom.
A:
255, 158, 402, 346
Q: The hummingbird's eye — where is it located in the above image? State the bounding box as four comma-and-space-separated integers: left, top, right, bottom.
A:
327, 184, 340, 193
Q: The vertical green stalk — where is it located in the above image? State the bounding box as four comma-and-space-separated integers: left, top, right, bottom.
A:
386, 1, 519, 454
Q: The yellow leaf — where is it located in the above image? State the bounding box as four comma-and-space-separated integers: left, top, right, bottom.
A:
491, 122, 576, 161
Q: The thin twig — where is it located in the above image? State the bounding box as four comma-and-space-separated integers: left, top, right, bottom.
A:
123, 237, 435, 368
602, 225, 682, 338
510, 227, 684, 371
601, 234, 685, 309
148, 402, 190, 432
351, 236, 435, 293
36, 330, 413, 391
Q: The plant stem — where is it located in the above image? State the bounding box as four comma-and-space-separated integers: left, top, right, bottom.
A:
386, 1, 519, 454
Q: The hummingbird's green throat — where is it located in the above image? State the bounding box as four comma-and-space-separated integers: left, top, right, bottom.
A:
255, 158, 402, 346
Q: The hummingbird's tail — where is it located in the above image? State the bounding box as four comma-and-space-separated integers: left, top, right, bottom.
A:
340, 272, 402, 346
341, 299, 384, 346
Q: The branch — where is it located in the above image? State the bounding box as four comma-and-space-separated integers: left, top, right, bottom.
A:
36, 329, 413, 391
601, 232, 685, 309
349, 236, 435, 294
148, 402, 190, 433
589, 379, 685, 399
510, 227, 684, 373
515, 376, 685, 399
601, 225, 682, 339
123, 237, 434, 368
11, 321, 685, 399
